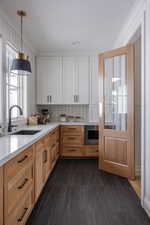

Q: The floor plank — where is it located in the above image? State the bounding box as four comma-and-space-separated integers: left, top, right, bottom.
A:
27, 159, 150, 225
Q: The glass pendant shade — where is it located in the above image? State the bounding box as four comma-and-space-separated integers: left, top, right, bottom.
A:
11, 53, 32, 75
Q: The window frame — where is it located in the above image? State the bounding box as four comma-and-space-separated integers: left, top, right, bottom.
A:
5, 44, 27, 120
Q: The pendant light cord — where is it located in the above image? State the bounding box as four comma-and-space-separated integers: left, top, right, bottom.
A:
21, 14, 23, 53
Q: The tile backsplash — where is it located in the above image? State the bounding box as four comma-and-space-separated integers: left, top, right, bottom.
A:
37, 105, 89, 122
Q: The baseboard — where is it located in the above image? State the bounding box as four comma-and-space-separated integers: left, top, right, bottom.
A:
143, 197, 150, 218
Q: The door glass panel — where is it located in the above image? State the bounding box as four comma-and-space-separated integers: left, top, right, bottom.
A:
104, 54, 127, 131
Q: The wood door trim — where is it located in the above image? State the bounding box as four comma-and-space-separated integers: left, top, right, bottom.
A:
99, 45, 131, 59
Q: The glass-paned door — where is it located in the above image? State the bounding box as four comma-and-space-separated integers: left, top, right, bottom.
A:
99, 45, 134, 179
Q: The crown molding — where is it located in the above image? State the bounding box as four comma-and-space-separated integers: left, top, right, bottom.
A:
114, 0, 146, 47
37, 47, 111, 57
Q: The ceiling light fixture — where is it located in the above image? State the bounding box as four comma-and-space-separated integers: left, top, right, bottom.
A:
11, 10, 32, 75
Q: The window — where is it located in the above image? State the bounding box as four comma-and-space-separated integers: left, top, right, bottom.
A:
6, 45, 26, 119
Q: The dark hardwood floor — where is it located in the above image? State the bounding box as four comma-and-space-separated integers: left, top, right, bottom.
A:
27, 159, 150, 225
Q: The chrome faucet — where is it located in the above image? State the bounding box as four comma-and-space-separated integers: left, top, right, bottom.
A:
8, 105, 23, 132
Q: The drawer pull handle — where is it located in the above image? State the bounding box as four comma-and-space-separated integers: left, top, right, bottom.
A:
69, 128, 76, 130
17, 207, 28, 222
43, 150, 47, 163
68, 137, 76, 140
69, 149, 77, 152
17, 155, 28, 164
18, 178, 29, 190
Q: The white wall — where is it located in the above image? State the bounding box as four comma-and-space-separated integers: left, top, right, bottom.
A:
0, 9, 36, 126
144, 0, 150, 216
114, 0, 150, 217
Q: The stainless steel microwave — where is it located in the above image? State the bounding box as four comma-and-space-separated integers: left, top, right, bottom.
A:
84, 125, 99, 145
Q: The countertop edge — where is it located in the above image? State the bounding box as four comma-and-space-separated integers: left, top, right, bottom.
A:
0, 124, 59, 166
0, 122, 98, 166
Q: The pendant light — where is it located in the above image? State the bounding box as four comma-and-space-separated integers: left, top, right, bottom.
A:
11, 10, 32, 75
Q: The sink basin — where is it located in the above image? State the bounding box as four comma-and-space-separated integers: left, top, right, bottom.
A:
12, 130, 41, 135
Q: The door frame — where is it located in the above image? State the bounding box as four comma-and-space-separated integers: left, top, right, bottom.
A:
127, 16, 145, 207
111, 10, 145, 206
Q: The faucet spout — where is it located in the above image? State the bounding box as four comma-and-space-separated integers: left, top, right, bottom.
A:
8, 105, 23, 132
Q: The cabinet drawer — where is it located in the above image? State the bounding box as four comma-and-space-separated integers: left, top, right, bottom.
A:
61, 126, 83, 135
62, 135, 83, 146
5, 146, 33, 181
6, 188, 34, 225
6, 162, 34, 215
85, 146, 99, 157
62, 146, 83, 157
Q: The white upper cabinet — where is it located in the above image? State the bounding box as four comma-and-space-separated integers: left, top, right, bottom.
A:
36, 56, 90, 105
89, 56, 99, 105
37, 57, 62, 104
77, 57, 89, 104
62, 57, 75, 104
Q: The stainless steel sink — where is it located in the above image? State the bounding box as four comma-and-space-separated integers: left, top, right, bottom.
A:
11, 130, 41, 135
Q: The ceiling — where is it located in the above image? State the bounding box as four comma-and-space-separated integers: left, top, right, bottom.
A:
0, 0, 136, 53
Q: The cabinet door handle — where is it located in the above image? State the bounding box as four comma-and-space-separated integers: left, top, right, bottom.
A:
74, 95, 76, 103
76, 95, 79, 103
18, 178, 29, 190
49, 95, 52, 103
47, 96, 49, 103
17, 207, 28, 222
43, 150, 47, 163
17, 155, 28, 164
76, 95, 78, 102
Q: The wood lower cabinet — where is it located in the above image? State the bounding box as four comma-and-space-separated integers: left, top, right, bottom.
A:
6, 187, 33, 225
49, 127, 60, 171
84, 145, 99, 157
62, 146, 83, 157
61, 125, 98, 157
2, 126, 60, 225
61, 126, 84, 157
4, 145, 34, 225
34, 137, 49, 202
35, 127, 60, 202
1, 125, 98, 225
0, 167, 3, 225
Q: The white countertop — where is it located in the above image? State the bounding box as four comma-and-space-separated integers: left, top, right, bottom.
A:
0, 122, 98, 166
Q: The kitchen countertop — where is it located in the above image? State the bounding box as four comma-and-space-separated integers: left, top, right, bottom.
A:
0, 121, 98, 166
